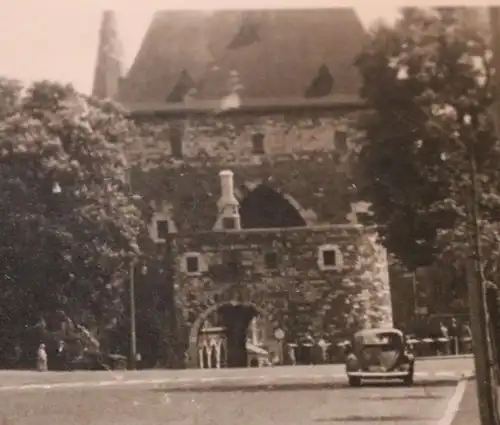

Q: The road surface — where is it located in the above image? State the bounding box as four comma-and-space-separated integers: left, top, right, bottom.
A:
0, 374, 463, 425
0, 356, 474, 390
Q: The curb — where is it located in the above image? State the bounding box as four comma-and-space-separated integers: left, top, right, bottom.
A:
417, 355, 473, 361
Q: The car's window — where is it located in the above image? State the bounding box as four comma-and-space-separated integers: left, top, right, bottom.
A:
354, 331, 403, 351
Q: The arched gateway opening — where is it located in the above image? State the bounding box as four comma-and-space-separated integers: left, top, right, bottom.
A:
239, 185, 306, 229
188, 302, 270, 369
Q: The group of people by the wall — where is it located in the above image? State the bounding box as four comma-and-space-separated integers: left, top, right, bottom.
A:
404, 316, 472, 356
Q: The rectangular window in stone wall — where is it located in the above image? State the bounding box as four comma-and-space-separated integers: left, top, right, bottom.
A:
318, 244, 343, 271
186, 256, 200, 274
322, 249, 337, 267
169, 127, 183, 159
264, 252, 278, 270
251, 133, 265, 154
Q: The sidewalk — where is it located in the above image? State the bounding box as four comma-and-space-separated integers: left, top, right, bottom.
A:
451, 379, 500, 425
452, 379, 480, 425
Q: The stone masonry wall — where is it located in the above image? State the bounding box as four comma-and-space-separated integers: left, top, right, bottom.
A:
129, 110, 358, 166
128, 109, 360, 231
125, 106, 394, 360
173, 225, 393, 342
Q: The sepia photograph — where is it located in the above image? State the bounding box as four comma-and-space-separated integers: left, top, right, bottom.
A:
0, 0, 496, 424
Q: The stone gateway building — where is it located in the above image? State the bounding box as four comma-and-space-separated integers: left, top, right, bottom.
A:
93, 8, 393, 368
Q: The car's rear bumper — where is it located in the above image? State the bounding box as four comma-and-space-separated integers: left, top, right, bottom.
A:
347, 371, 410, 379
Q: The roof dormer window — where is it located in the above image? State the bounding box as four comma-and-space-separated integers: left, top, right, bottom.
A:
167, 69, 195, 103
305, 65, 335, 98
227, 17, 260, 49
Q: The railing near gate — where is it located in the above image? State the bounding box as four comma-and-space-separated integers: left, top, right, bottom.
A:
281, 336, 473, 366
404, 336, 473, 357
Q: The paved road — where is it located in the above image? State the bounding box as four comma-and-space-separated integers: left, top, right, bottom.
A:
0, 356, 474, 390
0, 375, 462, 425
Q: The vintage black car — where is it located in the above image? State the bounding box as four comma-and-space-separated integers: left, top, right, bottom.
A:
344, 328, 415, 387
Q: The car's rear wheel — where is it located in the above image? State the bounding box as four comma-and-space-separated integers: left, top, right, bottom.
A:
403, 372, 414, 386
348, 376, 362, 387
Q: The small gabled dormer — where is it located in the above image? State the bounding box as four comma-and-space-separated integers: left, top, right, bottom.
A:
149, 201, 177, 243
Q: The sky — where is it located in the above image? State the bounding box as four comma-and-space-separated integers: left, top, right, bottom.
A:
0, 0, 489, 95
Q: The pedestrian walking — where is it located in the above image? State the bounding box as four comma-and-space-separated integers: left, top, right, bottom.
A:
37, 343, 48, 372
439, 321, 449, 355
449, 318, 459, 355
56, 340, 68, 370
461, 321, 472, 354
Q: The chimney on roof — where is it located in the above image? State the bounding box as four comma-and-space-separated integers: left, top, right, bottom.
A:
92, 10, 123, 100
214, 170, 241, 231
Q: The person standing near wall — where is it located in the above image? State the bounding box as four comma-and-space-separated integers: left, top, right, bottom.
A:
36, 343, 47, 372
439, 321, 449, 355
449, 317, 459, 355
461, 320, 472, 354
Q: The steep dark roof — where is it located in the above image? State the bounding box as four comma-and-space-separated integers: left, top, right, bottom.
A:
118, 8, 367, 103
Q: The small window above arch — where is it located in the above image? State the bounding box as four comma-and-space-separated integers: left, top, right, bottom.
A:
317, 244, 344, 271
181, 252, 207, 276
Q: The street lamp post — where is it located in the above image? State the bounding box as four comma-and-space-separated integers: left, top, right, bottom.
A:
129, 260, 137, 370
460, 16, 500, 419
412, 272, 418, 319
465, 146, 499, 425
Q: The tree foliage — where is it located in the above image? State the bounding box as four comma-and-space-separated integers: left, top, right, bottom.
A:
0, 78, 147, 350
354, 8, 500, 277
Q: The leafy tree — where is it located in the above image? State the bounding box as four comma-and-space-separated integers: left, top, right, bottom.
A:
354, 8, 500, 280
0, 78, 148, 361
